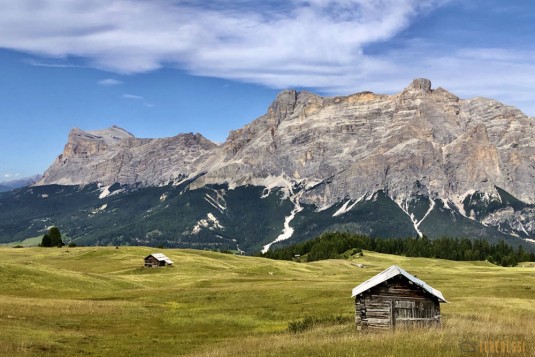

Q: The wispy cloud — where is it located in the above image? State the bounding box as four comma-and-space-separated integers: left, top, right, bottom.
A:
2, 173, 21, 179
2, 1, 535, 115
345, 44, 535, 116
24, 58, 80, 68
1, 1, 446, 83
122, 93, 153, 108
98, 78, 123, 86
122, 94, 144, 100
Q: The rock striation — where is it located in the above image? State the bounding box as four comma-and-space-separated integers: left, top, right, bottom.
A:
37, 79, 535, 239
193, 79, 534, 208
38, 125, 217, 186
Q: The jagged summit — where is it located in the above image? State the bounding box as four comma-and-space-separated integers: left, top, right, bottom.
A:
87, 125, 134, 137
71, 125, 134, 140
60, 126, 135, 158
38, 78, 535, 202
35, 79, 535, 242
407, 78, 432, 93
192, 79, 533, 203
37, 127, 217, 186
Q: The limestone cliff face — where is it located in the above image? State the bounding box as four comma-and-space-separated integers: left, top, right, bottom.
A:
38, 126, 217, 186
37, 79, 535, 237
193, 79, 534, 209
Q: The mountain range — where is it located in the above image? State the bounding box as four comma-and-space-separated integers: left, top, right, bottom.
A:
0, 175, 41, 192
1, 79, 534, 253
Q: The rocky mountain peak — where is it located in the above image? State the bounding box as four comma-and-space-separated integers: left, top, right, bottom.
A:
29, 78, 535, 247
408, 78, 432, 93
37, 79, 535, 208
70, 125, 134, 140
267, 89, 298, 124
37, 126, 217, 186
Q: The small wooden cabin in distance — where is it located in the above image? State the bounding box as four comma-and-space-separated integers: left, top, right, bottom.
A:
352, 265, 447, 330
144, 253, 173, 268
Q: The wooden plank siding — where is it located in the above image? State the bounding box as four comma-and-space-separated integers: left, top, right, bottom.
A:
355, 275, 441, 330
144, 256, 162, 268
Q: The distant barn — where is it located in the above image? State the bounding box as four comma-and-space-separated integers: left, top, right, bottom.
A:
351, 265, 447, 330
144, 253, 173, 268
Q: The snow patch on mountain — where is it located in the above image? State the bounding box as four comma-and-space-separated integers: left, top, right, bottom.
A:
99, 186, 111, 199
415, 198, 435, 231
452, 190, 476, 218
332, 199, 357, 217
191, 213, 224, 235
262, 189, 304, 253
98, 185, 124, 199
393, 195, 435, 238
204, 189, 227, 213
394, 196, 423, 237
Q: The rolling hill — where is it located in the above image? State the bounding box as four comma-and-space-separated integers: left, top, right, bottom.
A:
0, 247, 533, 356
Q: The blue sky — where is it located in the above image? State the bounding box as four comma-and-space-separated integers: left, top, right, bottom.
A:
1, 0, 534, 180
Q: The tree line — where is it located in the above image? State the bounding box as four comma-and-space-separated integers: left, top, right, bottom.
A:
260, 232, 535, 267
40, 226, 64, 247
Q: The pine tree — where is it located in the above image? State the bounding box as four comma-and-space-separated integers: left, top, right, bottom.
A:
41, 234, 51, 247
42, 226, 64, 247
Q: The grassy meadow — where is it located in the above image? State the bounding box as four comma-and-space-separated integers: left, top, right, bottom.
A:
0, 246, 533, 356
0, 236, 43, 247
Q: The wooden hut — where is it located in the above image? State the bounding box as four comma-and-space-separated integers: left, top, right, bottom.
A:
144, 253, 173, 268
351, 265, 447, 330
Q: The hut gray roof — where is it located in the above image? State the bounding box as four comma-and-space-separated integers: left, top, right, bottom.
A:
351, 265, 447, 303
145, 253, 173, 265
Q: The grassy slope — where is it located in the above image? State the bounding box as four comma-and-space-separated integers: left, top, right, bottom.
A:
0, 236, 42, 247
0, 247, 533, 356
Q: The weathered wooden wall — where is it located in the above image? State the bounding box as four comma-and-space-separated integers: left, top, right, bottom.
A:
144, 256, 160, 267
355, 276, 441, 330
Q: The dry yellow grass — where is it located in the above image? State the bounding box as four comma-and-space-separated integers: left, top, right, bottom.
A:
0, 246, 533, 356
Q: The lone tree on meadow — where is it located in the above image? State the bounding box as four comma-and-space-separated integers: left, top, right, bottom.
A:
41, 226, 64, 247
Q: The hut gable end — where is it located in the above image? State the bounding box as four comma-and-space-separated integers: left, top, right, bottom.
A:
366, 276, 437, 300
144, 253, 173, 268
351, 265, 447, 302
352, 265, 447, 330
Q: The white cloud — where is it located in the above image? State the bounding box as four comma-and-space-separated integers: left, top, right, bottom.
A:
122, 93, 153, 107
0, 1, 444, 80
2, 1, 535, 116
341, 45, 535, 116
122, 94, 144, 100
2, 173, 21, 179
98, 78, 122, 86
24, 58, 80, 68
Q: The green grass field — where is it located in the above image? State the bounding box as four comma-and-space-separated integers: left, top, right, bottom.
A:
0, 236, 43, 247
0, 247, 533, 356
